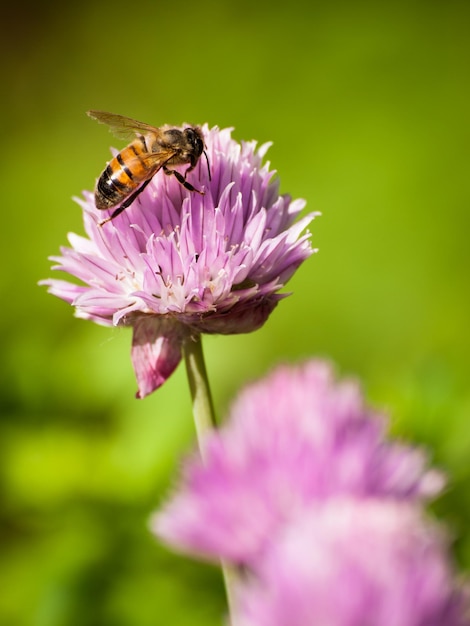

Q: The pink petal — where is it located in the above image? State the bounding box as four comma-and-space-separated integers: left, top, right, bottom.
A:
131, 316, 189, 398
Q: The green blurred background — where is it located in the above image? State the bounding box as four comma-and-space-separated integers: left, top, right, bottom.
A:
1, 0, 469, 624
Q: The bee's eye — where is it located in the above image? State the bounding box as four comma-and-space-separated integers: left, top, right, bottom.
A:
185, 129, 203, 156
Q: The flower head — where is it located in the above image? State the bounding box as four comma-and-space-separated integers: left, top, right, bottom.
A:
41, 126, 315, 397
236, 499, 470, 626
154, 360, 444, 565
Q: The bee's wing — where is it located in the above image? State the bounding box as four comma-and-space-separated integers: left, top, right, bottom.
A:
126, 149, 180, 175
87, 110, 160, 140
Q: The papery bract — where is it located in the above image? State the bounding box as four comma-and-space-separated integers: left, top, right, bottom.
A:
41, 126, 316, 397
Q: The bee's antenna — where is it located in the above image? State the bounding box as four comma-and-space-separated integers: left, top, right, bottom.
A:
203, 149, 211, 181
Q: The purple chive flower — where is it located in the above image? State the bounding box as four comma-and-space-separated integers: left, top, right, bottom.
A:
154, 360, 444, 565
236, 499, 470, 626
40, 126, 315, 398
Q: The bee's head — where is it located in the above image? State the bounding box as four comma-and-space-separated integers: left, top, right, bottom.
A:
184, 127, 204, 158
185, 127, 211, 181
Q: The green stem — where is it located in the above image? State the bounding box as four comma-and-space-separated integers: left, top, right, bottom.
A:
183, 334, 238, 624
183, 333, 217, 448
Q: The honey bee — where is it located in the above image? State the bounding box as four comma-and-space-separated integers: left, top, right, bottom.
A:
87, 110, 210, 224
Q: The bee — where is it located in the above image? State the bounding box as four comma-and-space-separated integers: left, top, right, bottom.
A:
87, 110, 210, 224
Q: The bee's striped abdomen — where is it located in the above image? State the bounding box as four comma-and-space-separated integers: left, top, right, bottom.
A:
95, 137, 150, 210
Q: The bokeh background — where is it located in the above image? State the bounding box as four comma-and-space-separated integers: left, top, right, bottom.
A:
1, 0, 469, 624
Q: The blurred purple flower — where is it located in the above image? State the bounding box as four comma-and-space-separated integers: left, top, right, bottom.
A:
153, 361, 444, 565
40, 126, 315, 397
236, 499, 469, 626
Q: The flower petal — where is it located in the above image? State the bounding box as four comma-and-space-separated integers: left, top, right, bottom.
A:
131, 316, 188, 398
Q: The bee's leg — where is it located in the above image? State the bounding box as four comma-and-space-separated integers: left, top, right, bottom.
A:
99, 179, 152, 226
163, 165, 204, 194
